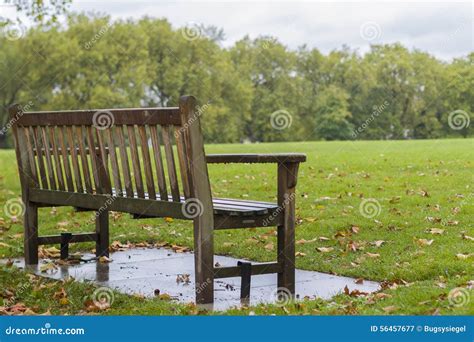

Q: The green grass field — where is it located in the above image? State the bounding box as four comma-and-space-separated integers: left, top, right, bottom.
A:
0, 139, 473, 315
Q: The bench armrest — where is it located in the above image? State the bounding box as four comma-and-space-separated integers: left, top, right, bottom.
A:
206, 153, 306, 164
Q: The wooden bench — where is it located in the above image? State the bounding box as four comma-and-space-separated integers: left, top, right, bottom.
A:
9, 96, 306, 305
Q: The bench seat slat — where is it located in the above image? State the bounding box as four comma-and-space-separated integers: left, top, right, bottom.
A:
56, 127, 74, 191
115, 126, 133, 197
76, 126, 93, 193
66, 126, 84, 193
32, 127, 48, 189
127, 125, 145, 198
138, 126, 156, 200
149, 125, 168, 201
105, 128, 123, 196
162, 126, 180, 201
49, 127, 65, 191
40, 126, 57, 190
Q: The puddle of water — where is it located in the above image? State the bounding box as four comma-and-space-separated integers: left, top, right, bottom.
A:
7, 247, 380, 311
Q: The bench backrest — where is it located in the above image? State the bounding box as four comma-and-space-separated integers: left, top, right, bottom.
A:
9, 96, 212, 208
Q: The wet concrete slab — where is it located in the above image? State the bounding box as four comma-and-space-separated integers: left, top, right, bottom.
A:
8, 248, 380, 310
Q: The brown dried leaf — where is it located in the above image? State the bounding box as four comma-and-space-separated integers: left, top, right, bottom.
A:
316, 247, 334, 253
264, 243, 274, 251
351, 226, 360, 234
416, 238, 434, 247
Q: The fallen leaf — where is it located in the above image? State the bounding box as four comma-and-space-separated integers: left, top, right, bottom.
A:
371, 240, 385, 247
374, 293, 392, 300
416, 239, 434, 247
366, 252, 380, 258
427, 228, 444, 235
39, 263, 57, 273
296, 238, 318, 245
462, 234, 474, 241
351, 226, 360, 234
426, 217, 442, 223
99, 256, 111, 263
456, 253, 473, 260
164, 217, 173, 223
316, 247, 334, 253
295, 252, 306, 257
264, 243, 274, 251
382, 305, 398, 313
389, 196, 401, 204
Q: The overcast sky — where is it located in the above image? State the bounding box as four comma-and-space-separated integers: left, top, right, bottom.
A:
3, 1, 473, 60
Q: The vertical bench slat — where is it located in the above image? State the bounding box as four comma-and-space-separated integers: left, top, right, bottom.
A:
85, 126, 102, 193
22, 127, 39, 188
149, 125, 168, 201
162, 125, 180, 201
66, 126, 84, 193
49, 127, 65, 191
32, 127, 48, 189
75, 126, 93, 193
127, 125, 145, 198
40, 126, 57, 190
95, 129, 112, 194
104, 128, 122, 196
57, 127, 75, 192
116, 126, 133, 197
174, 127, 191, 199
138, 126, 156, 200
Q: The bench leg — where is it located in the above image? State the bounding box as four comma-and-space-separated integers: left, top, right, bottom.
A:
95, 210, 109, 258
193, 219, 214, 305
277, 163, 297, 297
24, 202, 39, 265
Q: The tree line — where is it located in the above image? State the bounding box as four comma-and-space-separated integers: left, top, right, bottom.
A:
0, 14, 472, 147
